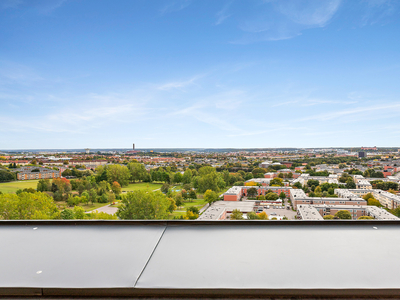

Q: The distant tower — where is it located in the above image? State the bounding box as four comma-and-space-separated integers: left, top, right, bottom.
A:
133, 143, 135, 150
85, 148, 90, 154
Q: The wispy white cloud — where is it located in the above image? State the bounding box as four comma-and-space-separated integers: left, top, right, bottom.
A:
233, 0, 341, 43
276, 0, 341, 27
1, 0, 23, 9
160, 0, 192, 14
0, 0, 68, 13
0, 61, 44, 86
272, 98, 356, 107
361, 0, 398, 26
156, 74, 204, 91
300, 103, 400, 122
215, 1, 233, 25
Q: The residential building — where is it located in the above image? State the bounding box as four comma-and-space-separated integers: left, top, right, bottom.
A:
13, 166, 61, 180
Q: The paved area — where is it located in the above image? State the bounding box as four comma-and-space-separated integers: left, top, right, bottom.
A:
89, 204, 118, 215
256, 199, 297, 220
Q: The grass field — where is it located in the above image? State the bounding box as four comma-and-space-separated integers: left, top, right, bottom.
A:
179, 198, 207, 210
0, 180, 39, 194
121, 182, 163, 192
55, 201, 110, 212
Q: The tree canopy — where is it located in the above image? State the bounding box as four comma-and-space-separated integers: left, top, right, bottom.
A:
117, 190, 171, 220
0, 192, 60, 220
334, 210, 352, 220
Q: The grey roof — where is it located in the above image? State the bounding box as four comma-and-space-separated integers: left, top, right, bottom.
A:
2, 220, 400, 297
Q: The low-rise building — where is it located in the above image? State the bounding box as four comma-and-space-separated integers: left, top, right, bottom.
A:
290, 189, 366, 209
223, 186, 292, 201
14, 166, 61, 180
297, 204, 398, 220
338, 188, 400, 209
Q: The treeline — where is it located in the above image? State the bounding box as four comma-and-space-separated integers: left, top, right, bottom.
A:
0, 168, 16, 182
290, 157, 360, 166
37, 176, 122, 205
0, 191, 117, 220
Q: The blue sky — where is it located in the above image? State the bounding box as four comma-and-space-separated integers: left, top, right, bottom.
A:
1, 0, 400, 149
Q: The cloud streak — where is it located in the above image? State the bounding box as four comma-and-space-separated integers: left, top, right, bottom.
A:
232, 0, 341, 43
160, 0, 192, 14
215, 1, 232, 25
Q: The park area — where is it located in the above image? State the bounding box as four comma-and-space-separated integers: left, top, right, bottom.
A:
0, 180, 39, 194
121, 182, 163, 192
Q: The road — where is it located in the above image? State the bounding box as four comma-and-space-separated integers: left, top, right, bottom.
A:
88, 204, 118, 215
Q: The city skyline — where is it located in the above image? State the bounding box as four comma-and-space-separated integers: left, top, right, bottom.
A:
1, 0, 400, 149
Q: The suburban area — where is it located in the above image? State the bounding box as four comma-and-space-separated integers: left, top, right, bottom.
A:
1, 146, 400, 221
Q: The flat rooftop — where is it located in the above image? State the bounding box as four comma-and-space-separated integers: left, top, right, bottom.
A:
2, 220, 400, 298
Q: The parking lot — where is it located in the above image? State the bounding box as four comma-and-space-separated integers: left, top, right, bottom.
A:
255, 201, 297, 220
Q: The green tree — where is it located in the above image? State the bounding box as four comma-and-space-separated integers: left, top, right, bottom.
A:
37, 179, 51, 192
293, 182, 302, 189
270, 178, 284, 186
265, 192, 279, 200
174, 193, 184, 207
168, 197, 177, 213
189, 189, 197, 200
73, 206, 86, 219
173, 172, 183, 184
197, 172, 224, 193
307, 179, 320, 187
247, 187, 258, 198
161, 183, 170, 194
0, 192, 60, 220
128, 162, 147, 182
88, 188, 98, 204
257, 211, 269, 220
187, 206, 200, 215
117, 190, 171, 220
111, 181, 122, 196
230, 209, 244, 220
81, 191, 90, 205
323, 215, 335, 220
335, 210, 352, 220
86, 211, 118, 220
0, 169, 16, 182
185, 210, 198, 219
98, 180, 111, 195
345, 178, 356, 189
392, 207, 400, 218
204, 189, 219, 206
358, 216, 374, 220
279, 192, 286, 200
61, 208, 75, 220
182, 169, 193, 184
247, 211, 259, 220
106, 164, 131, 186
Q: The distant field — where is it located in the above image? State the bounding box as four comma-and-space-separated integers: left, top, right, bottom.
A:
0, 180, 39, 194
121, 182, 163, 192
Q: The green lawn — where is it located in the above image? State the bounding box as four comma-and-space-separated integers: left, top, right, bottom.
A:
0, 180, 40, 194
53, 200, 110, 212
169, 199, 208, 219
121, 182, 163, 192
169, 211, 186, 219
179, 198, 207, 210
